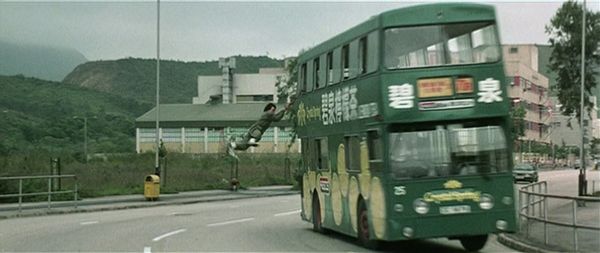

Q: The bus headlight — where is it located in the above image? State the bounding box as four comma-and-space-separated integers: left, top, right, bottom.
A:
413, 198, 429, 214
496, 220, 508, 231
479, 194, 494, 210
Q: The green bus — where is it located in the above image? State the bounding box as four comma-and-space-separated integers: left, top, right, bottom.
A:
294, 3, 515, 251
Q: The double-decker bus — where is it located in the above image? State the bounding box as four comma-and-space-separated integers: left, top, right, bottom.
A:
294, 3, 515, 251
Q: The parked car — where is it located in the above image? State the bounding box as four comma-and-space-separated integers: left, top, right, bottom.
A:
513, 163, 539, 183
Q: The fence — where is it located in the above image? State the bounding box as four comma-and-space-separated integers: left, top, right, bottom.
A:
518, 181, 600, 252
0, 175, 78, 213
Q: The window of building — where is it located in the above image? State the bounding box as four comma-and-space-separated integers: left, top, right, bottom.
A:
236, 95, 274, 103
358, 37, 367, 74
139, 128, 157, 143
512, 76, 521, 86
162, 128, 181, 143
185, 128, 204, 143
510, 47, 518, 53
342, 44, 350, 80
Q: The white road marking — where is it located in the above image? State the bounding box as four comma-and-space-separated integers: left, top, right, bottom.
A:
80, 221, 99, 225
274, 210, 301, 217
152, 229, 187, 242
144, 246, 152, 253
206, 218, 255, 227
166, 212, 191, 216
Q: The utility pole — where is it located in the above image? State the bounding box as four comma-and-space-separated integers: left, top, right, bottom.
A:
154, 0, 161, 176
578, 0, 587, 196
73, 116, 95, 163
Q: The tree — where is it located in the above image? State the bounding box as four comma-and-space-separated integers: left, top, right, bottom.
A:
275, 56, 299, 151
590, 137, 600, 157
275, 57, 297, 102
546, 1, 600, 122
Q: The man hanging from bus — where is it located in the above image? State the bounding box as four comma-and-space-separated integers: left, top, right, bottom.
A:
227, 101, 293, 159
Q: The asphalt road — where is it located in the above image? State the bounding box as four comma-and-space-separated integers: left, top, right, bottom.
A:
1, 194, 515, 252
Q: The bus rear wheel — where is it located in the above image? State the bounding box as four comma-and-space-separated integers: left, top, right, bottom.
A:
357, 201, 380, 249
459, 234, 488, 252
312, 195, 324, 233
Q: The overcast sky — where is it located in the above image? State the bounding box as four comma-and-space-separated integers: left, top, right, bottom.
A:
1, 0, 598, 62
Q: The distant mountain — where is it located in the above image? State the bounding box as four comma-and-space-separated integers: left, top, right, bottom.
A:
63, 56, 284, 104
0, 75, 152, 155
0, 41, 87, 82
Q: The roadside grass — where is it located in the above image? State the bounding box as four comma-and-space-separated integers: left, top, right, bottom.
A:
0, 152, 300, 202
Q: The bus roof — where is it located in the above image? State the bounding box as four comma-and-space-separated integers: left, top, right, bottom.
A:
299, 2, 496, 62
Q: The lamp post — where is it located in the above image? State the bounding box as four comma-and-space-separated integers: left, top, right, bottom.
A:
154, 0, 161, 176
578, 0, 588, 196
73, 116, 96, 163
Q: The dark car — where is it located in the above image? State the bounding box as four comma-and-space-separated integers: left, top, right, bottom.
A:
513, 163, 539, 183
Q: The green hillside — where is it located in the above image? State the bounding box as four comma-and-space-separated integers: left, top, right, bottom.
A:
63, 56, 284, 104
1, 56, 284, 156
0, 75, 152, 155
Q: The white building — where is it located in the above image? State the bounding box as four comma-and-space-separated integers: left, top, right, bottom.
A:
504, 44, 551, 144
192, 57, 286, 105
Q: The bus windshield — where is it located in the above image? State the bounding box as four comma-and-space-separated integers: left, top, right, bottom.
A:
384, 22, 500, 69
389, 124, 508, 179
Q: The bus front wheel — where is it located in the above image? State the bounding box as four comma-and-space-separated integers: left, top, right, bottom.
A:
357, 201, 380, 249
459, 234, 488, 252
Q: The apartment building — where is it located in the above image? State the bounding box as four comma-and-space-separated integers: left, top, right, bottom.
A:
504, 44, 551, 144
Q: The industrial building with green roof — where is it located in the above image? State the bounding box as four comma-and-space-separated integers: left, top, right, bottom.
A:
135, 57, 298, 154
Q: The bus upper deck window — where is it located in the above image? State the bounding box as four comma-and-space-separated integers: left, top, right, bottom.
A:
326, 52, 333, 85
342, 44, 349, 79
384, 22, 500, 69
300, 63, 307, 93
359, 37, 367, 74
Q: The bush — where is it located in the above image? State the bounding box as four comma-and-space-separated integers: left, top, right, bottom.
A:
0, 152, 300, 202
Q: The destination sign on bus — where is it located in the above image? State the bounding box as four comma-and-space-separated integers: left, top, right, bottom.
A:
455, 78, 474, 93
417, 78, 452, 98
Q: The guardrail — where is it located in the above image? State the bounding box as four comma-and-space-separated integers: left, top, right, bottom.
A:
0, 175, 78, 213
519, 181, 600, 252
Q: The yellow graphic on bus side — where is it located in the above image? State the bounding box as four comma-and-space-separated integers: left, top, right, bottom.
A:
443, 180, 463, 189
370, 177, 386, 239
297, 102, 307, 126
296, 102, 321, 127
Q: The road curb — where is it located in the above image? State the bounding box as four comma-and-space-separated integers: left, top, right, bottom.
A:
497, 233, 558, 253
0, 190, 298, 220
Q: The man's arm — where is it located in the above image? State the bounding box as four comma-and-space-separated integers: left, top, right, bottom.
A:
272, 109, 286, 122
271, 102, 293, 122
